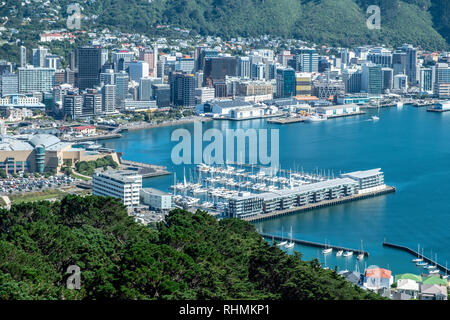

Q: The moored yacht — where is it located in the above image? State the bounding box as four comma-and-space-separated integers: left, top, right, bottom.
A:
336, 250, 344, 257
343, 251, 353, 257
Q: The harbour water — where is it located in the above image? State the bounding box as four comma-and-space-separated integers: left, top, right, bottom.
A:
101, 106, 450, 276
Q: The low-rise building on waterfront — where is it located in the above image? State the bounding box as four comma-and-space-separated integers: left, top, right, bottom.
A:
140, 187, 173, 210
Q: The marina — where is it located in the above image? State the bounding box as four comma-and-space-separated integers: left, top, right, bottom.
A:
168, 163, 392, 220
101, 106, 450, 275
261, 233, 370, 257
383, 242, 450, 276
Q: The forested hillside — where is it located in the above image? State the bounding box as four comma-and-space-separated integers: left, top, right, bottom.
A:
0, 195, 380, 300
1, 0, 450, 49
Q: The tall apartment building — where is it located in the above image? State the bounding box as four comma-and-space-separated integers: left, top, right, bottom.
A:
0, 73, 19, 96
419, 67, 434, 95
295, 72, 312, 96
93, 170, 143, 207
20, 46, 27, 68
128, 61, 149, 82
434, 63, 450, 98
343, 68, 362, 93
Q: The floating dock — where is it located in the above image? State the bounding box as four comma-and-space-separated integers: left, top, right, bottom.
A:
261, 233, 369, 257
243, 186, 396, 223
383, 242, 450, 275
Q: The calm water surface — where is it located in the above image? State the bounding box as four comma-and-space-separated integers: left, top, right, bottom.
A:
102, 106, 450, 275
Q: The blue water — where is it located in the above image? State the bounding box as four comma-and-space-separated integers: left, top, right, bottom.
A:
101, 106, 450, 276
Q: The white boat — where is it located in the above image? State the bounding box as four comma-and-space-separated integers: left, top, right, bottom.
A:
336, 250, 344, 257
371, 116, 379, 121
343, 251, 353, 257
305, 114, 327, 122
397, 101, 404, 108
429, 269, 440, 274
285, 226, 295, 249
412, 244, 423, 263
277, 227, 288, 247
357, 240, 364, 260
322, 248, 332, 254
416, 262, 428, 267
426, 265, 437, 270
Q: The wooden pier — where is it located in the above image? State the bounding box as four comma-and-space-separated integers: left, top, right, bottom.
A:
261, 233, 369, 257
383, 242, 450, 275
243, 186, 396, 223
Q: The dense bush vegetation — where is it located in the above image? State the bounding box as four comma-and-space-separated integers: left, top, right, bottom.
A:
0, 195, 381, 300
74, 155, 118, 176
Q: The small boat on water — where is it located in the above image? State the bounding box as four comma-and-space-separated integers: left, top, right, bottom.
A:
371, 116, 379, 121
336, 250, 344, 257
357, 240, 364, 260
416, 261, 428, 267
343, 251, 353, 257
413, 244, 423, 262
397, 101, 404, 108
285, 226, 295, 249
429, 269, 440, 274
277, 227, 288, 247
322, 240, 332, 254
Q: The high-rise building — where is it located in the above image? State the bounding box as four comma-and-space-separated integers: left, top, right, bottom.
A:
381, 68, 394, 92
114, 71, 129, 109
76, 47, 103, 91
128, 61, 149, 82
169, 72, 196, 107
32, 47, 49, 67
295, 72, 312, 96
44, 55, 60, 70
392, 51, 407, 76
0, 73, 19, 96
197, 48, 218, 72
295, 48, 319, 73
419, 67, 433, 95
20, 46, 27, 68
63, 92, 83, 119
393, 74, 408, 91
433, 63, 450, 98
139, 77, 162, 101
251, 63, 265, 80
152, 84, 170, 108
18, 67, 55, 94
203, 56, 237, 86
368, 48, 392, 68
400, 44, 418, 84
100, 69, 115, 85
238, 57, 251, 79
194, 72, 204, 89
361, 63, 382, 95
276, 68, 296, 98
175, 57, 195, 74
112, 50, 135, 72
83, 89, 102, 116
102, 84, 117, 114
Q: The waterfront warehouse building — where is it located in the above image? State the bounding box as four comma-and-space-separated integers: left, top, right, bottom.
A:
0, 134, 119, 174
93, 170, 142, 207
315, 104, 360, 117
140, 188, 173, 210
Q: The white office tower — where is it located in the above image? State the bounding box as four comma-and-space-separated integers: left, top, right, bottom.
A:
128, 61, 149, 82
20, 46, 27, 67
139, 77, 162, 101
102, 84, 116, 114
153, 44, 158, 77
93, 170, 143, 207
100, 69, 115, 85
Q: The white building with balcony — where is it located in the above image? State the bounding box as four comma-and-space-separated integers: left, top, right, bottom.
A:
93, 170, 142, 207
